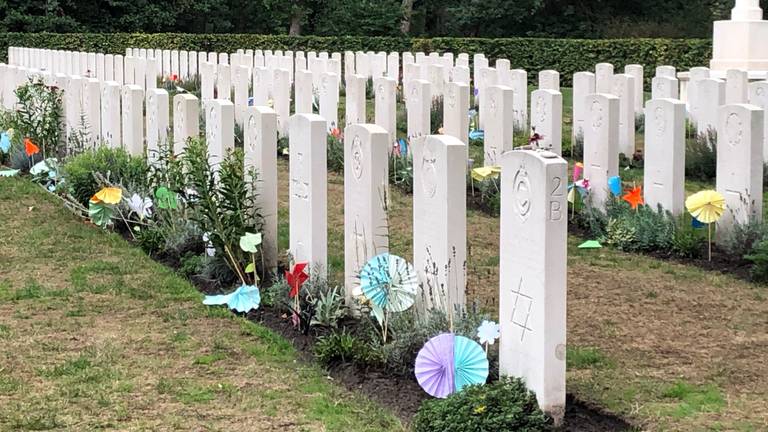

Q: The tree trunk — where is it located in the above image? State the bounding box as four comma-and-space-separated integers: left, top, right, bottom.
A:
289, 9, 302, 35
400, 0, 414, 34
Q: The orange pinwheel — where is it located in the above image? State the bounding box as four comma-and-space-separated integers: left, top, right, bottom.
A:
24, 138, 39, 156
622, 186, 644, 210
91, 187, 123, 205
285, 262, 309, 299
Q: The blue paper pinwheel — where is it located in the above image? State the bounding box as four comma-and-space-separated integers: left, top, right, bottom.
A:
608, 176, 622, 196
0, 132, 10, 154
203, 284, 261, 313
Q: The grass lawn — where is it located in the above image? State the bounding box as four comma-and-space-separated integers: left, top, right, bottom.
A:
0, 178, 404, 432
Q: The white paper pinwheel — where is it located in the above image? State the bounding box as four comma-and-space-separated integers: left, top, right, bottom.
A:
203, 284, 261, 313
476, 320, 500, 346
127, 193, 153, 219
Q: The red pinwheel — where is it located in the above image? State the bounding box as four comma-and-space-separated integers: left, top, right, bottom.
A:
24, 138, 39, 156
285, 262, 309, 299
622, 186, 644, 210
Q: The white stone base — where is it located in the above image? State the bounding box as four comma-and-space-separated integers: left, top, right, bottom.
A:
711, 20, 768, 71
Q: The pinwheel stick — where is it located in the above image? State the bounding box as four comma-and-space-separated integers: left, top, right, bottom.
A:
224, 244, 247, 285
708, 223, 712, 262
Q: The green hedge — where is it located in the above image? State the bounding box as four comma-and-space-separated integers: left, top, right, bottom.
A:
0, 33, 712, 86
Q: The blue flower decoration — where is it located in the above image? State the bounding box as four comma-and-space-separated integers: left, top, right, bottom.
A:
203, 284, 261, 313
0, 132, 10, 154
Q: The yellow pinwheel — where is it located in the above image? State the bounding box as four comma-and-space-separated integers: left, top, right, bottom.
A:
92, 187, 123, 205
471, 166, 501, 182
685, 190, 725, 223
685, 190, 726, 261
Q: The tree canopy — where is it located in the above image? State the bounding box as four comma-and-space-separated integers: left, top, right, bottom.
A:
0, 0, 764, 38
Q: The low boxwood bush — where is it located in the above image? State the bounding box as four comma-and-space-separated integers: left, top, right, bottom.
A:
413, 377, 551, 432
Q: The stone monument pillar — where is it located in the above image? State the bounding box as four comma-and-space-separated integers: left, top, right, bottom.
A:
711, 0, 768, 71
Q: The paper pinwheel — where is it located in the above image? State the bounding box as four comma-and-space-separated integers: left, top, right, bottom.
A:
359, 253, 418, 324
24, 138, 39, 157
398, 138, 408, 156
92, 187, 122, 205
239, 232, 262, 253
567, 179, 590, 204
685, 190, 725, 224
578, 240, 602, 249
155, 187, 178, 209
573, 162, 584, 182
469, 130, 484, 141
0, 169, 20, 177
476, 320, 500, 346
0, 132, 10, 153
203, 284, 261, 313
622, 186, 644, 210
286, 262, 309, 299
471, 166, 501, 182
88, 198, 113, 227
685, 190, 726, 261
608, 176, 622, 196
415, 333, 489, 398
127, 194, 153, 219
202, 233, 216, 257
692, 217, 705, 229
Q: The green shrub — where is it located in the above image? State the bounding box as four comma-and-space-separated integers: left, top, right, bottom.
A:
685, 130, 716, 182
672, 217, 705, 259
746, 238, 768, 283
327, 133, 344, 174
63, 147, 149, 206
413, 377, 551, 432
11, 78, 65, 158
314, 328, 385, 366
720, 217, 768, 258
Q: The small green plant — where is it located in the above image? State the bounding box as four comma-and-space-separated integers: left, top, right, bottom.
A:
413, 377, 551, 432
311, 285, 347, 328
63, 147, 149, 206
11, 77, 64, 159
389, 153, 413, 194
685, 130, 716, 182
314, 328, 384, 366
745, 237, 768, 283
327, 132, 345, 173
721, 217, 768, 258
430, 97, 444, 134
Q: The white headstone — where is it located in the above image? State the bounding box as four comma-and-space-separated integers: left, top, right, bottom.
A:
443, 81, 471, 148
644, 99, 686, 215
624, 64, 644, 114
233, 65, 251, 125
572, 72, 595, 145
612, 74, 637, 157
531, 89, 563, 155
244, 106, 278, 274
413, 134, 467, 313
499, 149, 567, 427
146, 89, 170, 163
82, 78, 101, 145
319, 72, 340, 131
114, 55, 124, 85
65, 75, 83, 138
101, 81, 121, 148
387, 52, 399, 81
697, 79, 726, 138
173, 94, 200, 155
289, 114, 328, 276
272, 69, 291, 136
716, 103, 764, 237
510, 69, 528, 131
344, 123, 390, 304
656, 66, 676, 78
749, 81, 768, 162
346, 74, 367, 127
595, 63, 614, 94
146, 56, 158, 90
252, 66, 270, 107
726, 69, 749, 104
538, 70, 560, 91
584, 94, 620, 208
687, 67, 711, 119
374, 77, 398, 145
406, 79, 432, 140
205, 99, 235, 176
122, 85, 144, 156
484, 85, 515, 166
200, 61, 215, 101
294, 69, 313, 114
216, 64, 231, 101
652, 76, 679, 100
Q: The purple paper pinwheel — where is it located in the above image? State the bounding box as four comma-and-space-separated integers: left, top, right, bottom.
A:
415, 333, 489, 398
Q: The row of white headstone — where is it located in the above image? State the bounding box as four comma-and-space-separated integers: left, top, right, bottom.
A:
4, 45, 572, 425
571, 63, 763, 238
